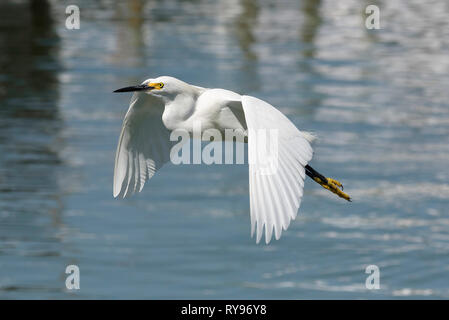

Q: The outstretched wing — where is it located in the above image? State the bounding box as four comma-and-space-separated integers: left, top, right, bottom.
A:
113, 92, 173, 198
241, 95, 313, 244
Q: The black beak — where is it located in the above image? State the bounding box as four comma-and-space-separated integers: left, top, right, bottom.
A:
113, 84, 149, 93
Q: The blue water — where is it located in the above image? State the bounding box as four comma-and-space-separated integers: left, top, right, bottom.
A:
1, 0, 449, 299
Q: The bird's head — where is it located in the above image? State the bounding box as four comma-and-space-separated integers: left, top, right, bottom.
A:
114, 76, 192, 101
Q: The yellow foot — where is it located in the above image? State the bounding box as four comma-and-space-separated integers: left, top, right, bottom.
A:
313, 177, 352, 202
327, 178, 343, 190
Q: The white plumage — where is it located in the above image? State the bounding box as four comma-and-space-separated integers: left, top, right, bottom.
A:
113, 76, 314, 243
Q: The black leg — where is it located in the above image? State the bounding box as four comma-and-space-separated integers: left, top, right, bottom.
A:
305, 165, 328, 184
304, 164, 351, 201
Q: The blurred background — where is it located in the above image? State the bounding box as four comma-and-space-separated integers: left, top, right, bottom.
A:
0, 0, 448, 299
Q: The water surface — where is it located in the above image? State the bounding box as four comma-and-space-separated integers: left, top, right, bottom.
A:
0, 0, 448, 299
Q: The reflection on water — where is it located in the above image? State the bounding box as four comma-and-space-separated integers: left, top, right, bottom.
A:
0, 0, 65, 296
300, 0, 321, 58
0, 0, 449, 299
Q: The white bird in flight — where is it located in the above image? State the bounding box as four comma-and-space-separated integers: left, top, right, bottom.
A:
113, 76, 350, 244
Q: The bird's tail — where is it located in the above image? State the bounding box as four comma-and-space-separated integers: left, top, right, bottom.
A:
301, 131, 317, 143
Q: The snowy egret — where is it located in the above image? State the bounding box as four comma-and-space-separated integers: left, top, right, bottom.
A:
113, 76, 351, 244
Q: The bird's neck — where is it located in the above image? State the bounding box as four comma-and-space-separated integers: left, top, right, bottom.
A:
162, 92, 198, 131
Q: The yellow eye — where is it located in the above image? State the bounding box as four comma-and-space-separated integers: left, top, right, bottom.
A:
147, 82, 164, 90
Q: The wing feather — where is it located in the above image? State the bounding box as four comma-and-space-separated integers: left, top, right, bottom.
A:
113, 92, 172, 198
241, 95, 313, 244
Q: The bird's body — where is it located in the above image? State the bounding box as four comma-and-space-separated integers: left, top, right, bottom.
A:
113, 76, 350, 244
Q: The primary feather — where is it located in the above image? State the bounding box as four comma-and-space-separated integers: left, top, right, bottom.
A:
113, 91, 174, 198
241, 96, 313, 243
